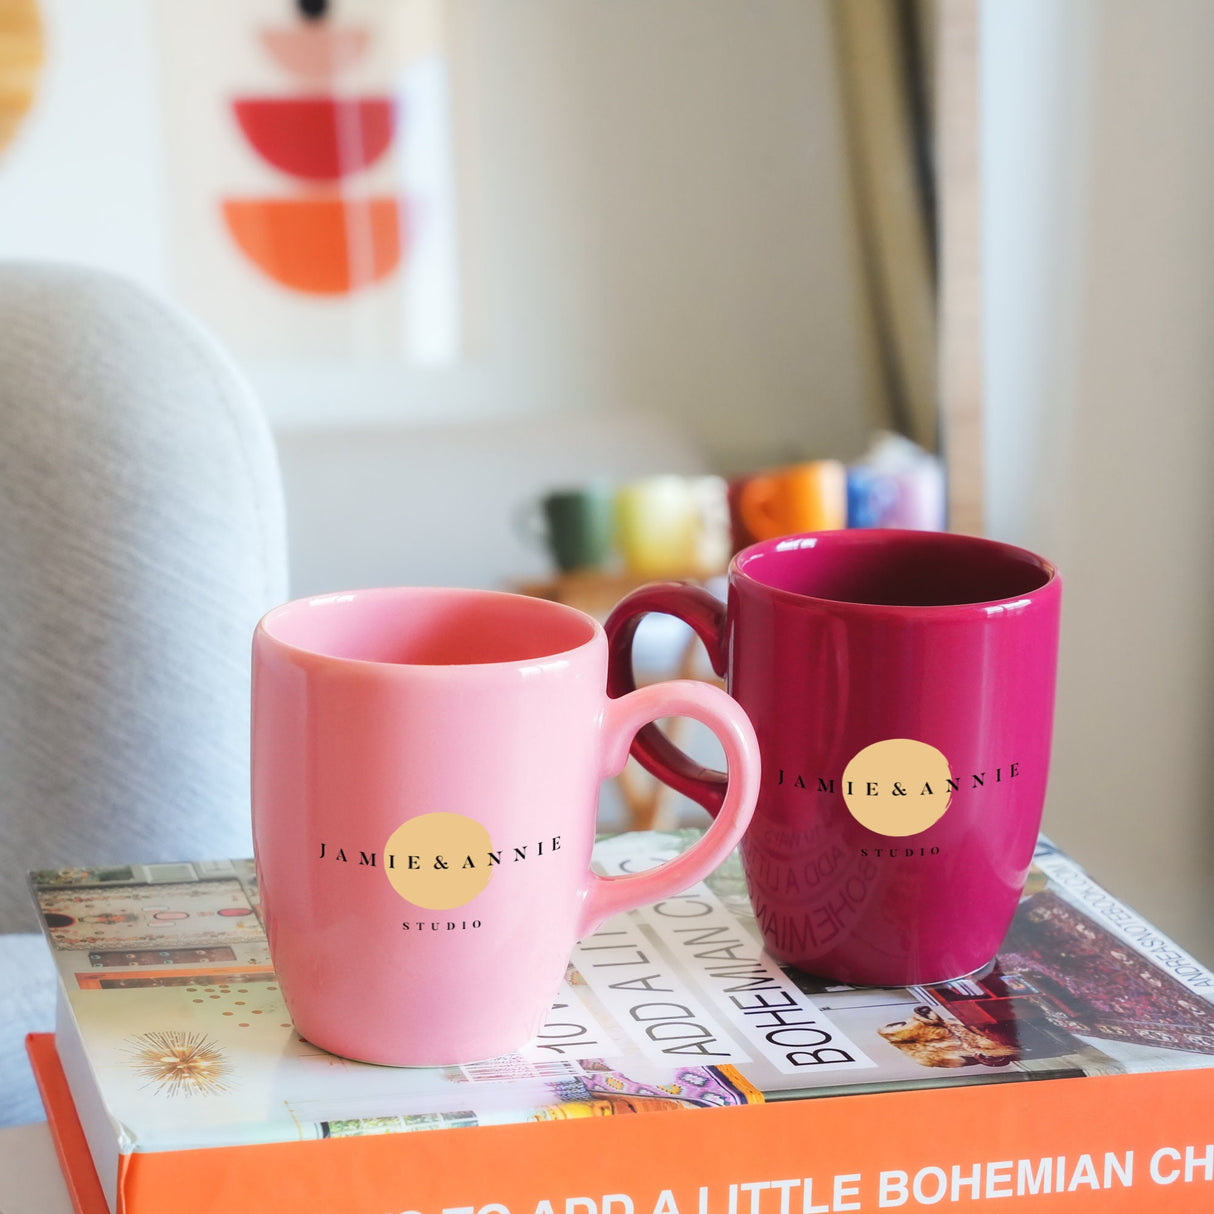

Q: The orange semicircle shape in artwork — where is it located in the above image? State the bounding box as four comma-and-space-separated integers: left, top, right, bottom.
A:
232, 96, 395, 182
222, 196, 405, 295
258, 26, 371, 85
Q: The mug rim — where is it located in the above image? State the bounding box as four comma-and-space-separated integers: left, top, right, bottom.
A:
256, 586, 604, 672
730, 529, 1060, 613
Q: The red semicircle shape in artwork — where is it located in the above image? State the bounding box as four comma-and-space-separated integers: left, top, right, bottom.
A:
232, 96, 396, 182
222, 196, 406, 295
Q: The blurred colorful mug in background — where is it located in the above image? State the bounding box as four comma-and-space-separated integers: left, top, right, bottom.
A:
846, 432, 946, 531
731, 460, 847, 546
613, 474, 730, 579
518, 484, 616, 574
520, 432, 946, 582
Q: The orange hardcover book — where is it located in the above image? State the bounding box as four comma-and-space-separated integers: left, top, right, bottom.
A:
28, 1031, 1214, 1214
27, 1032, 109, 1214
26, 832, 1214, 1213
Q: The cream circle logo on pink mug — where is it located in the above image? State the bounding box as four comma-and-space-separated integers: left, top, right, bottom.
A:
381, 813, 497, 909
252, 586, 760, 1067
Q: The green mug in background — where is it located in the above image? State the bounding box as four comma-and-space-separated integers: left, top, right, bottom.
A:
522, 485, 615, 573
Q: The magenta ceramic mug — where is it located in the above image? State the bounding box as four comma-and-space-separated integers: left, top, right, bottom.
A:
605, 530, 1061, 987
252, 587, 759, 1065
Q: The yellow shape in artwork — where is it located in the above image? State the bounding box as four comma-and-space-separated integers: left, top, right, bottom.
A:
0, 0, 43, 156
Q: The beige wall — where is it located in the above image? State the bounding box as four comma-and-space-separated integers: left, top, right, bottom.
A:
266, 0, 890, 589
0, 1, 885, 555
984, 0, 1214, 962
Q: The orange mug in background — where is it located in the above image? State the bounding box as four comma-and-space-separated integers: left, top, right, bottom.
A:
737, 460, 847, 541
614, 475, 729, 579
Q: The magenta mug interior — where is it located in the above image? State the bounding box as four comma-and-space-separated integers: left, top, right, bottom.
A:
606, 530, 1062, 987
737, 530, 1053, 606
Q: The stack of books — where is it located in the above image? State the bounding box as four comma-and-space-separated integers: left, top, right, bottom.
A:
26, 831, 1214, 1214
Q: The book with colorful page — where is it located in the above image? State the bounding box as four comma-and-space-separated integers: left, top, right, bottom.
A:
26, 831, 1214, 1214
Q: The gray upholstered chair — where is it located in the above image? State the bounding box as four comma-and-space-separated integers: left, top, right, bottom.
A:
0, 263, 288, 1125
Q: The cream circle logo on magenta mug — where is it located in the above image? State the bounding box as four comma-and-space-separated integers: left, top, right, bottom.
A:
839, 738, 956, 837
606, 529, 1061, 988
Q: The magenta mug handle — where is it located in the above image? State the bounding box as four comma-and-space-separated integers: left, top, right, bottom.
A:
604, 582, 731, 816
578, 677, 759, 937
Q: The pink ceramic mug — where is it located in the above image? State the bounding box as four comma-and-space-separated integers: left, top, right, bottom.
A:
251, 587, 759, 1065
605, 530, 1061, 987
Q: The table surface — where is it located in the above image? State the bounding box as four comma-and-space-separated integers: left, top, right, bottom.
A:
0, 1121, 73, 1214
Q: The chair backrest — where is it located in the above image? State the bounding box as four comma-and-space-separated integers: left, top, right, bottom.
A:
0, 263, 288, 931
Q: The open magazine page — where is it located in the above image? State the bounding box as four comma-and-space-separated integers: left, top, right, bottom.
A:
28, 831, 1214, 1154
1021, 840, 1214, 1068
30, 853, 760, 1153
591, 831, 1214, 1097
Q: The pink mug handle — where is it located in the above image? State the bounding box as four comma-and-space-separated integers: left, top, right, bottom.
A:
605, 582, 731, 817
579, 675, 758, 937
